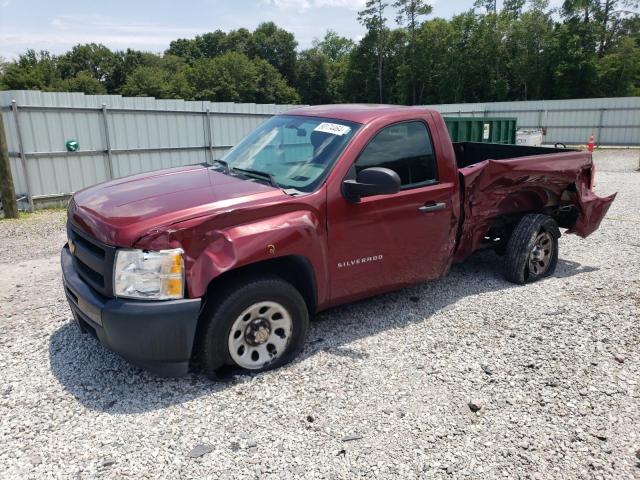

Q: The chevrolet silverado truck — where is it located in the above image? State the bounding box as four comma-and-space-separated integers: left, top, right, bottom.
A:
61, 104, 616, 377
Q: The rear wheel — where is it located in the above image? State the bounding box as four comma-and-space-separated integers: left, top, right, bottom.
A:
503, 214, 560, 284
197, 276, 309, 378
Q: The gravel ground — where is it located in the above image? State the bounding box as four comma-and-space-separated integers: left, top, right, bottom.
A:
0, 150, 639, 479
0, 209, 67, 263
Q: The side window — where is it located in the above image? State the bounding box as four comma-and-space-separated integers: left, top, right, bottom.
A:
355, 121, 437, 188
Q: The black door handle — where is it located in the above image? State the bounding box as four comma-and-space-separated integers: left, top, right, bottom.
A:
418, 202, 446, 213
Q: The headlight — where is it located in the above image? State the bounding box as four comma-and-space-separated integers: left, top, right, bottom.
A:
114, 248, 184, 300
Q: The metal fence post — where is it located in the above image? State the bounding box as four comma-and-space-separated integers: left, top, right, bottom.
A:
11, 100, 34, 212
205, 108, 214, 164
101, 104, 114, 179
537, 109, 544, 129
597, 108, 605, 146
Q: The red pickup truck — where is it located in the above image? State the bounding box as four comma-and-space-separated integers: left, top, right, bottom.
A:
61, 105, 615, 377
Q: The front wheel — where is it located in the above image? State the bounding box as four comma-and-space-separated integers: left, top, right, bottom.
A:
503, 214, 560, 284
197, 276, 309, 378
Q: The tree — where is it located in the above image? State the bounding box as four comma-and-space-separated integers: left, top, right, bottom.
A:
393, 0, 433, 104
186, 52, 298, 103
0, 57, 8, 76
166, 38, 203, 60
313, 30, 354, 61
254, 58, 300, 104
502, 0, 526, 18
312, 31, 355, 102
166, 29, 252, 62
2, 13, 639, 104
1, 50, 61, 91
358, 0, 389, 102
224, 28, 255, 57
475, 0, 498, 14
57, 44, 117, 88
108, 49, 164, 93
187, 53, 255, 102
253, 22, 298, 84
296, 49, 331, 104
504, 9, 554, 99
61, 71, 106, 94
549, 19, 599, 98
344, 30, 383, 102
413, 19, 455, 103
594, 0, 639, 56
596, 36, 640, 95
562, 0, 639, 56
121, 65, 191, 99
195, 30, 229, 58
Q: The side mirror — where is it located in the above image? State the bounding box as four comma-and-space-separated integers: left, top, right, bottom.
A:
342, 167, 401, 202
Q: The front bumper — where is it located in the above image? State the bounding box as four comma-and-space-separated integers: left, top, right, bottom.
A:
61, 245, 202, 376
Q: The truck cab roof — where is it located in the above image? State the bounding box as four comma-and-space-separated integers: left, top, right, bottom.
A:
283, 104, 438, 124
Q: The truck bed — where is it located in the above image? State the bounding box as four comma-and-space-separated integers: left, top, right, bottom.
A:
453, 142, 616, 262
452, 142, 573, 168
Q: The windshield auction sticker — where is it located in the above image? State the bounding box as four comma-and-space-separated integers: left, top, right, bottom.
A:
314, 122, 351, 136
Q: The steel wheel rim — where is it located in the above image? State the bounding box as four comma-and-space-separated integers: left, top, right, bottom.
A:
528, 231, 553, 276
228, 301, 293, 370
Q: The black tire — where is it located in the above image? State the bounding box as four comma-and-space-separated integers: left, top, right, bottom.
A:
197, 275, 309, 378
503, 214, 560, 284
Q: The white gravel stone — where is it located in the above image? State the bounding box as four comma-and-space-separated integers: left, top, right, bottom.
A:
0, 149, 639, 479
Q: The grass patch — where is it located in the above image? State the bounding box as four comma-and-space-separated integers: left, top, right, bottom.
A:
0, 207, 67, 222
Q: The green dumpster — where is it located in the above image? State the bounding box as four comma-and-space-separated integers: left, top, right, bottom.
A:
443, 117, 517, 144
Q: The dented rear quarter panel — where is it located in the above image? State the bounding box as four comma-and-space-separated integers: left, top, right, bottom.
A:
454, 151, 617, 262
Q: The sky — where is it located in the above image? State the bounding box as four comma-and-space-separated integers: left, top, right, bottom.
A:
0, 0, 487, 59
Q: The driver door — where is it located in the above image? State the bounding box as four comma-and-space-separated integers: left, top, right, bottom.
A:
326, 120, 457, 304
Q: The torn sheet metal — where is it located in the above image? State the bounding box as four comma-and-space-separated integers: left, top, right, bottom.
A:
454, 153, 616, 262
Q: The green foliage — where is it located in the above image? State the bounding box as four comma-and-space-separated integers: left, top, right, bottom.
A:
596, 36, 640, 95
61, 71, 106, 94
186, 52, 299, 104
393, 0, 433, 104
1, 50, 61, 91
299, 31, 355, 103
313, 30, 355, 61
120, 65, 191, 99
296, 49, 331, 105
358, 0, 390, 102
253, 22, 298, 83
1, 7, 639, 104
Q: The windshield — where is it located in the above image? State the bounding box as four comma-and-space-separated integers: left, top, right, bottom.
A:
218, 115, 361, 193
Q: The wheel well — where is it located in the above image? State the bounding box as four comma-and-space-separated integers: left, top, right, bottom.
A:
482, 188, 570, 250
203, 255, 317, 314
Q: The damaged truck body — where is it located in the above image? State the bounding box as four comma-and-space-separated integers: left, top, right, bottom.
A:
61, 104, 616, 376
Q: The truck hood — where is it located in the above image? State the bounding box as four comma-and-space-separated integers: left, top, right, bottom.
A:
68, 165, 285, 246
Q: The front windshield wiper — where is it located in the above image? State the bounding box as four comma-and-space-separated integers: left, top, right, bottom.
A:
211, 159, 230, 173
212, 161, 287, 192
231, 166, 279, 188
